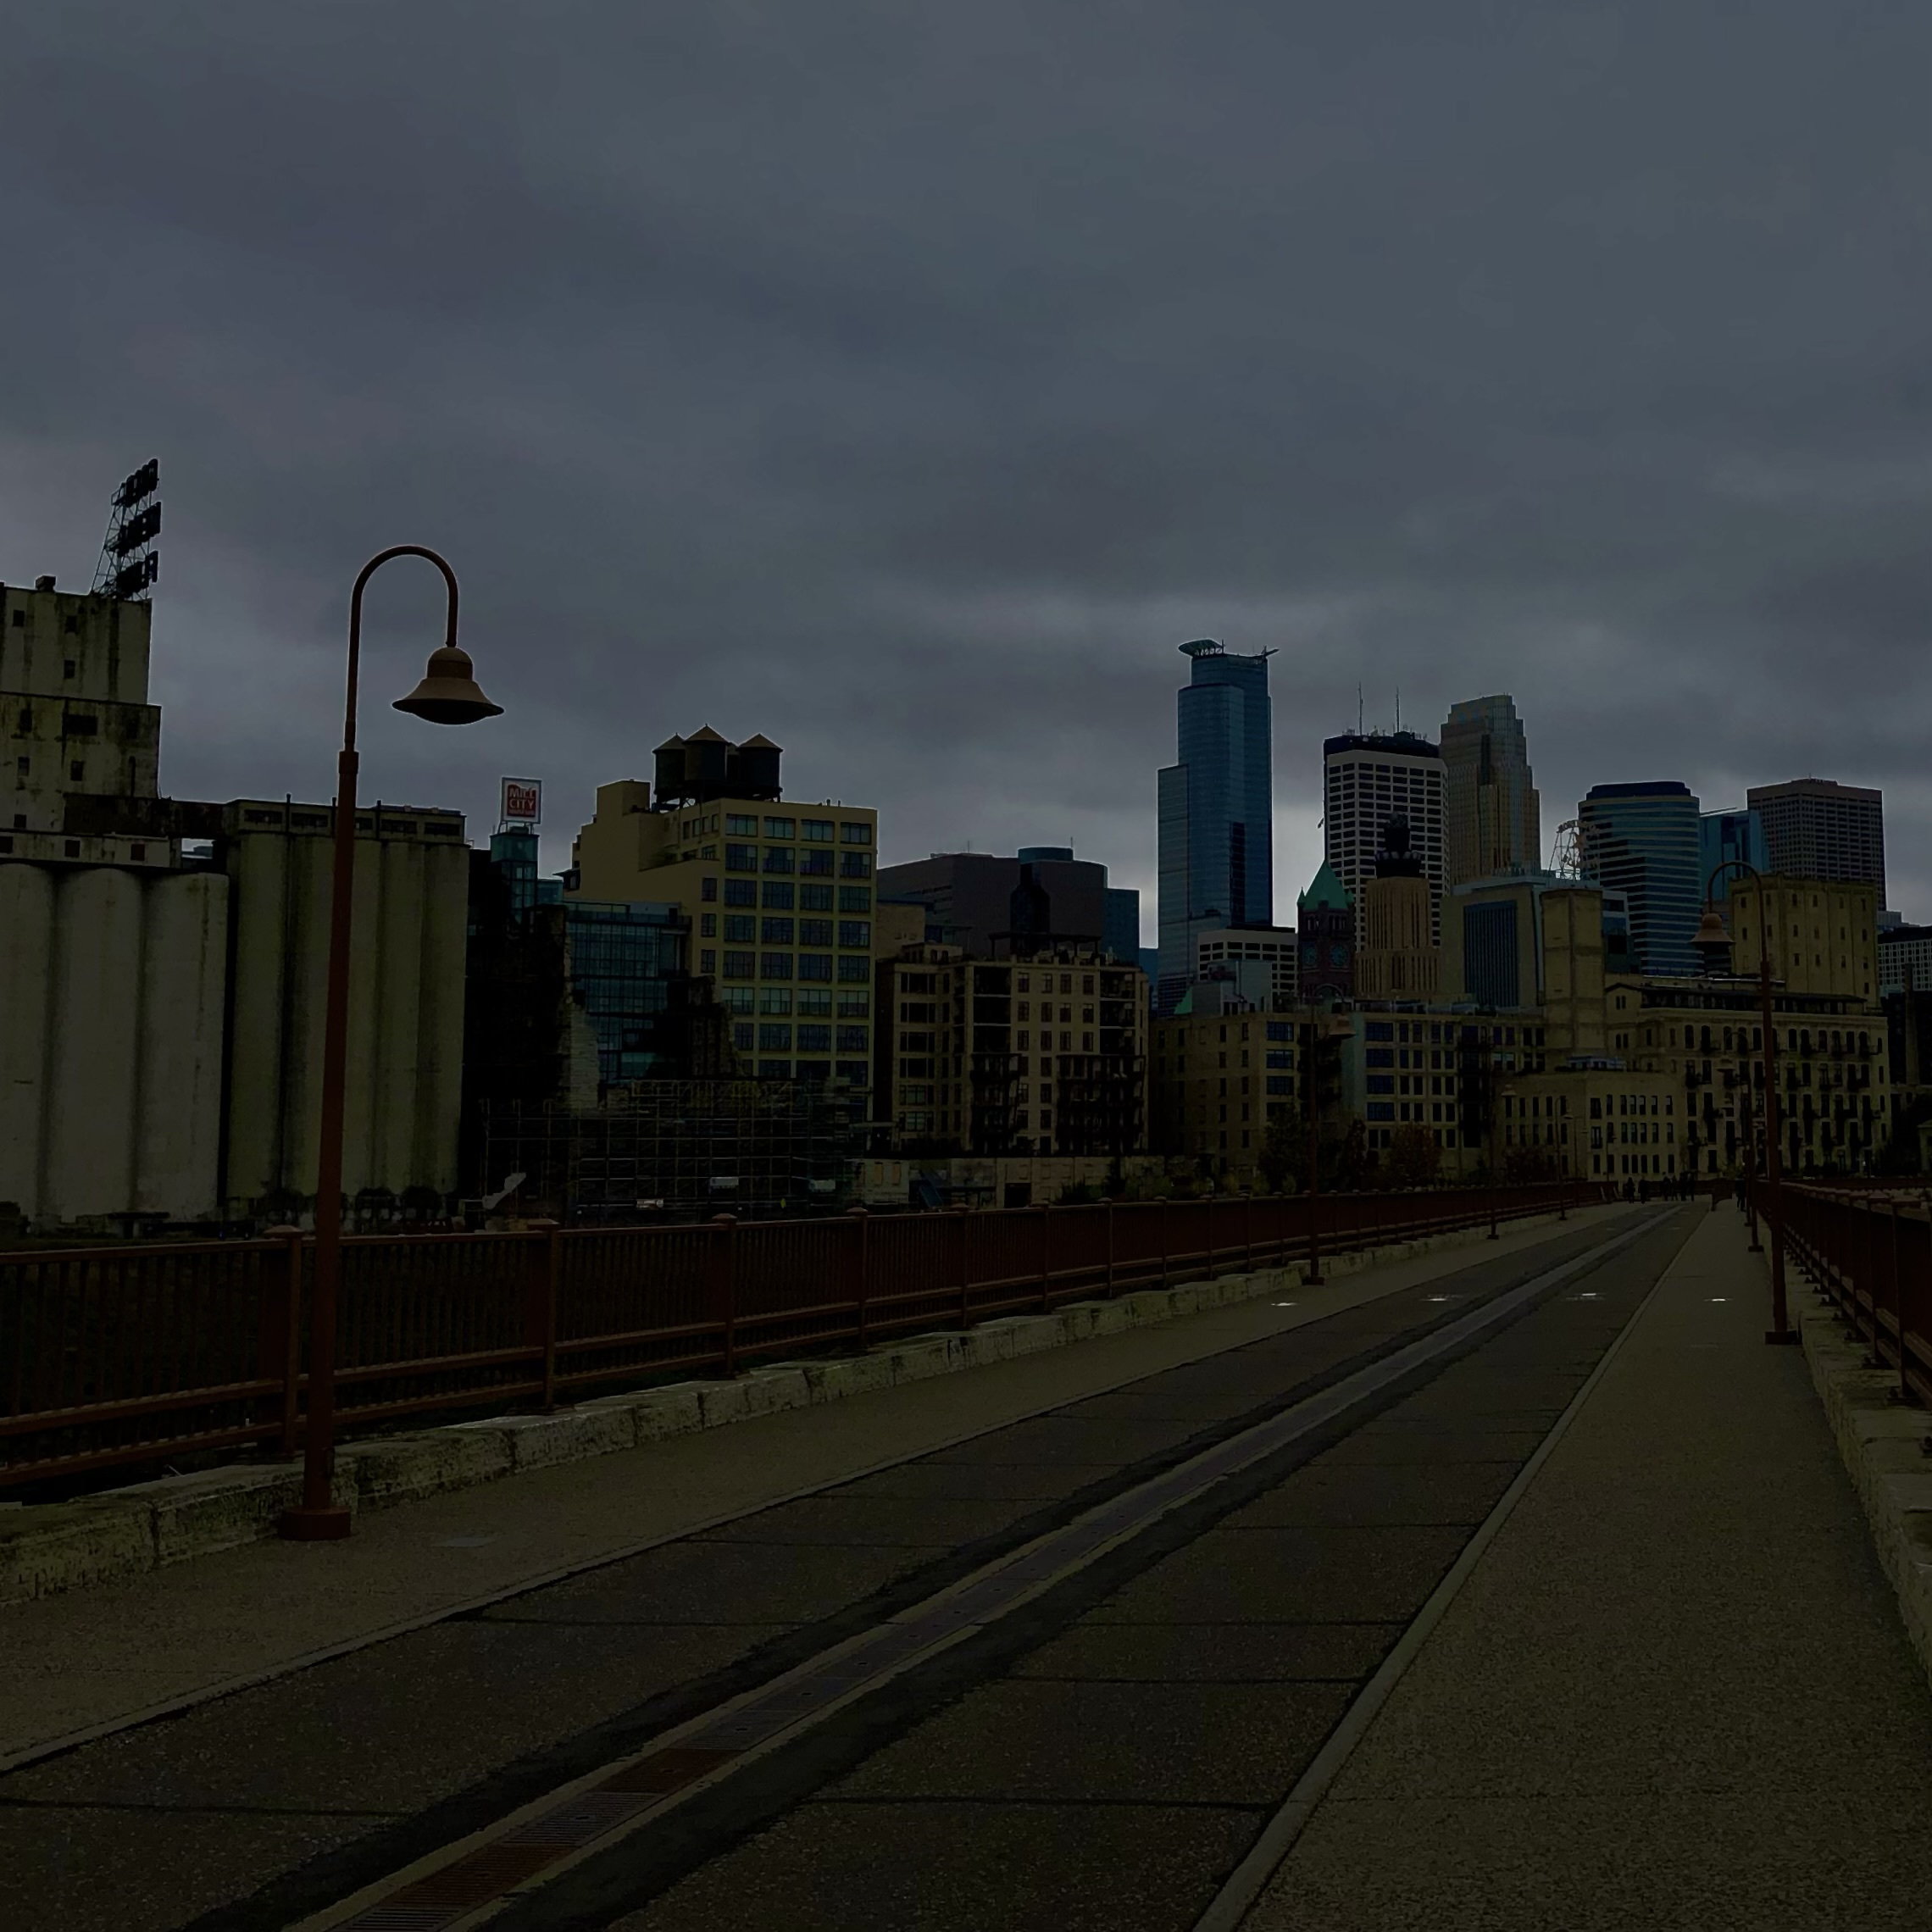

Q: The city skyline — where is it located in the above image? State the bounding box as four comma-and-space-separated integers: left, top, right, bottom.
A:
8, 9, 1932, 933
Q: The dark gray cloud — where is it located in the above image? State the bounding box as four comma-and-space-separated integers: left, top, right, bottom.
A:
6, 3, 1932, 923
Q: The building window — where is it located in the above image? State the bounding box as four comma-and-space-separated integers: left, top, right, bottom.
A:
724, 914, 756, 942
763, 846, 794, 874
762, 917, 795, 944
800, 918, 834, 946
732, 1022, 755, 1052
836, 1060, 869, 1085
798, 1024, 832, 1052
798, 952, 834, 980
761, 880, 794, 909
840, 822, 873, 844
721, 985, 755, 1014
758, 988, 792, 1014
699, 947, 716, 973
63, 658, 75, 678
841, 852, 873, 878
798, 989, 833, 1016
724, 842, 758, 871
758, 1023, 792, 1050
802, 818, 834, 841
838, 955, 869, 983
761, 952, 793, 979
64, 839, 80, 858
758, 1059, 791, 1080
723, 950, 756, 979
838, 991, 870, 1017
838, 886, 872, 913
69, 760, 85, 782
839, 920, 871, 949
800, 882, 834, 910
764, 816, 795, 839
837, 1025, 870, 1052
726, 813, 758, 835
700, 912, 718, 937
724, 877, 756, 907
801, 849, 835, 875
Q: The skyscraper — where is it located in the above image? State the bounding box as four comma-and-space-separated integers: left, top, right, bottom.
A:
1441, 695, 1540, 885
1322, 730, 1445, 945
1698, 808, 1765, 902
1746, 779, 1885, 905
1157, 639, 1273, 1012
1579, 781, 1702, 977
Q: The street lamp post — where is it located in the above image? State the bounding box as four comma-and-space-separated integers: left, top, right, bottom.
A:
1489, 1066, 1513, 1239
278, 547, 502, 1541
1691, 861, 1796, 1346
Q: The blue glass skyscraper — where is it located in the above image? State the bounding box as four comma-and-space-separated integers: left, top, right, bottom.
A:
1698, 808, 1766, 902
1157, 639, 1273, 1013
1579, 781, 1702, 977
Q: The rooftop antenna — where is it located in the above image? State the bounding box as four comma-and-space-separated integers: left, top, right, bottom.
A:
1395, 687, 1401, 732
1357, 684, 1363, 734
92, 458, 161, 600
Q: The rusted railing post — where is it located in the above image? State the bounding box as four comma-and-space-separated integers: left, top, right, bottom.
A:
708, 1213, 739, 1377
848, 1207, 870, 1349
1888, 1202, 1908, 1402
526, 1220, 562, 1411
956, 1204, 973, 1330
262, 1225, 303, 1459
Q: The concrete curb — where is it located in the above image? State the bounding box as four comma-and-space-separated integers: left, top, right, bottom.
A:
1791, 1277, 1932, 1695
0, 1213, 1550, 1607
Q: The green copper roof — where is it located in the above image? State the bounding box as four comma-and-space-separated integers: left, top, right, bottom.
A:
1299, 859, 1352, 909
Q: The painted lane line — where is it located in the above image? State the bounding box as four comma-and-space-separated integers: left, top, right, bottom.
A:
293, 1213, 1666, 1932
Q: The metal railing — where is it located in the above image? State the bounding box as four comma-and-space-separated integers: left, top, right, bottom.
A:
1779, 1185, 1932, 1407
0, 1180, 1611, 1490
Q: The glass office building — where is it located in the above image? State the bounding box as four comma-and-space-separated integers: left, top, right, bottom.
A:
1697, 808, 1765, 902
1579, 781, 1702, 977
1156, 639, 1273, 1013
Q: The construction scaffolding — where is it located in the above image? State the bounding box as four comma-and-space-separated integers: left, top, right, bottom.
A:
474, 1080, 863, 1224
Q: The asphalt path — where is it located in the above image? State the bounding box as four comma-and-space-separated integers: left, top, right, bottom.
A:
0, 1205, 1694, 1932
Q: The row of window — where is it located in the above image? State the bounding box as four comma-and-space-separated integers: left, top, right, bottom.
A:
716, 987, 869, 1017
713, 950, 872, 982
715, 916, 853, 946
708, 883, 871, 914
734, 1023, 871, 1052
713, 814, 872, 844
723, 844, 874, 878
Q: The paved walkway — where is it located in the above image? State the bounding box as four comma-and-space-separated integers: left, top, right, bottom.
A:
1241, 1204, 1932, 1931
0, 1206, 1619, 1768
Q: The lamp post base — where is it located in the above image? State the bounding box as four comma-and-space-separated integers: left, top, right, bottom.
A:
1764, 1329, 1802, 1347
278, 1505, 353, 1541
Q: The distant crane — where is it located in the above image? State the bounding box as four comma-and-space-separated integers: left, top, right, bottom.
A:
92, 459, 161, 600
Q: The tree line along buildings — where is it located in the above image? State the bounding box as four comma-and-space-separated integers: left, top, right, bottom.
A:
0, 575, 1910, 1235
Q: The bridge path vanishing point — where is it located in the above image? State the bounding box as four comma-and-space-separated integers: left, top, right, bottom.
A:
3, 1201, 1929, 1931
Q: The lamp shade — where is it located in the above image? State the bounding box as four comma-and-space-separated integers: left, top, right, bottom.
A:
393, 644, 502, 725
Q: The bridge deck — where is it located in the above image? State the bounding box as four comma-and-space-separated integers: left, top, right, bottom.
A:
4, 1203, 1929, 1931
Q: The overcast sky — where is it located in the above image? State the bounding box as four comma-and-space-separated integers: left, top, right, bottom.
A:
7, 3, 1931, 931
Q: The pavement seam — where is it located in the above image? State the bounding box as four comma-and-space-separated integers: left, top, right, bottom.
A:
1186, 1208, 1696, 1932
0, 1213, 1635, 1781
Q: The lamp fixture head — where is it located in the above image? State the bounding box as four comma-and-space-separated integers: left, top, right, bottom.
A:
393, 644, 502, 725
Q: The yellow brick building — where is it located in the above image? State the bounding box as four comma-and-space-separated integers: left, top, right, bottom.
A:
570, 730, 880, 1103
